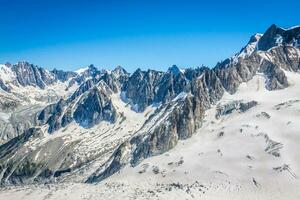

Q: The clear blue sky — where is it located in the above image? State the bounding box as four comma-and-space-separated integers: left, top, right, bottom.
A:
1, 0, 300, 72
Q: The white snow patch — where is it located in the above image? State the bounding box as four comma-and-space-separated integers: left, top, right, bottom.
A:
75, 67, 89, 75
0, 64, 16, 84
172, 92, 188, 102
275, 34, 283, 45
0, 112, 10, 122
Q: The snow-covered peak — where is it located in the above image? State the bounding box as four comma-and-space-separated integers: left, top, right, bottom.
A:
112, 66, 128, 78
75, 64, 101, 79
281, 25, 300, 31
75, 67, 89, 75
236, 33, 262, 59
251, 33, 263, 43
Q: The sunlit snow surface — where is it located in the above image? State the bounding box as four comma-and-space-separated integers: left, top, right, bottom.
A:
1, 72, 300, 199
75, 67, 89, 75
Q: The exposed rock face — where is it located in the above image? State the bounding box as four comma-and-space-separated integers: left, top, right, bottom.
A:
0, 128, 43, 185
259, 60, 289, 90
51, 69, 77, 82
111, 66, 129, 83
154, 69, 190, 104
0, 65, 127, 141
238, 33, 262, 57
0, 79, 10, 92
239, 101, 258, 112
214, 53, 261, 94
123, 69, 164, 112
99, 72, 122, 93
215, 100, 258, 119
263, 46, 300, 71
0, 127, 82, 185
70, 65, 102, 87
73, 84, 117, 127
168, 65, 184, 75
10, 61, 56, 89
67, 78, 98, 103
0, 62, 115, 95
191, 69, 224, 109
37, 99, 66, 133
37, 80, 118, 133
258, 24, 300, 51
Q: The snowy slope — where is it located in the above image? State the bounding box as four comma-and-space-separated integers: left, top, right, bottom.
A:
88, 72, 300, 199
1, 72, 300, 200
0, 64, 16, 84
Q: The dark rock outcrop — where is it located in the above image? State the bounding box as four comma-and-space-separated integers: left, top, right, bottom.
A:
11, 61, 56, 89
73, 85, 117, 127
51, 69, 77, 82
0, 128, 44, 185
258, 24, 300, 51
216, 100, 258, 119
260, 60, 289, 90
239, 101, 258, 112
213, 53, 261, 94
123, 69, 164, 112
37, 81, 118, 133
0, 79, 10, 92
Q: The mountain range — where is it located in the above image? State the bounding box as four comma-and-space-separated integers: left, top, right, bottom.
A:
0, 24, 300, 200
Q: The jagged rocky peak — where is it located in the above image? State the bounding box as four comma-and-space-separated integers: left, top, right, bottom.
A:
190, 68, 224, 109
37, 79, 118, 133
8, 61, 56, 89
67, 78, 98, 102
73, 81, 118, 127
184, 66, 207, 81
98, 66, 129, 93
69, 64, 102, 88
213, 24, 300, 93
74, 64, 129, 91
250, 33, 263, 43
235, 33, 262, 59
122, 65, 193, 112
79, 64, 101, 77
122, 68, 164, 112
112, 66, 128, 78
51, 68, 77, 82
258, 24, 300, 51
168, 65, 185, 75
0, 61, 79, 93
